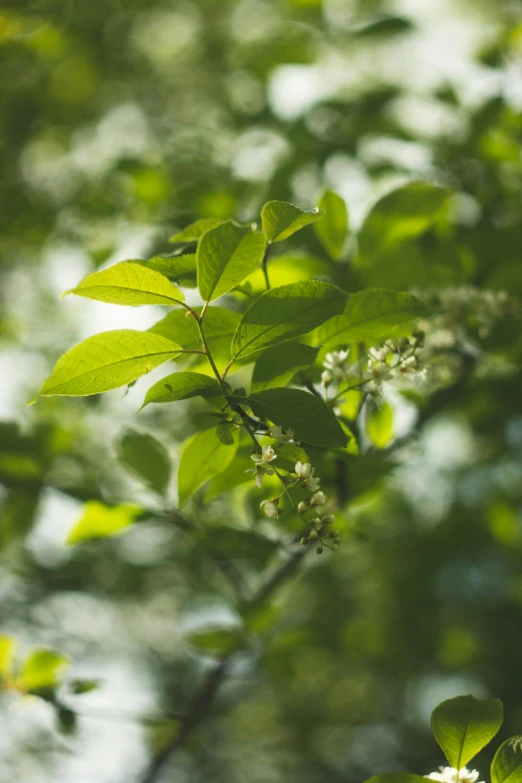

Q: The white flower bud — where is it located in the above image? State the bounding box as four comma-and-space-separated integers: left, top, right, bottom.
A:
260, 499, 280, 518
310, 491, 327, 507
321, 370, 332, 387
295, 461, 312, 479
297, 501, 307, 515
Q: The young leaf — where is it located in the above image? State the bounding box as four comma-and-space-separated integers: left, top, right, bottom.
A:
247, 388, 347, 448
314, 190, 349, 260
252, 342, 319, 391
261, 200, 324, 243
178, 428, 239, 506
117, 429, 172, 495
197, 221, 266, 302
19, 649, 69, 692
357, 182, 451, 264
431, 694, 503, 768
34, 330, 182, 398
315, 289, 426, 349
67, 501, 142, 545
0, 635, 16, 680
215, 421, 236, 445
142, 371, 222, 408
65, 261, 185, 306
491, 737, 522, 783
366, 400, 394, 448
169, 218, 224, 243
231, 280, 346, 360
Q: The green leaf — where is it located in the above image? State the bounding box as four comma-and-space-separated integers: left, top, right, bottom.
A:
215, 421, 236, 445
142, 371, 222, 409
169, 218, 224, 243
65, 261, 185, 306
19, 649, 69, 692
315, 289, 426, 349
275, 441, 310, 471
248, 388, 347, 448
366, 400, 394, 448
357, 182, 451, 264
67, 501, 142, 544
117, 429, 171, 495
252, 342, 319, 391
178, 428, 239, 506
261, 200, 324, 243
34, 330, 182, 399
314, 190, 349, 260
197, 221, 266, 302
0, 635, 16, 680
205, 449, 255, 500
187, 626, 244, 655
69, 679, 100, 695
231, 280, 346, 360
150, 307, 241, 357
491, 737, 522, 783
431, 694, 503, 768
139, 254, 197, 281
350, 15, 414, 38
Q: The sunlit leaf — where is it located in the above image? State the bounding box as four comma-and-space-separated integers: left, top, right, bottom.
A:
139, 254, 197, 282
150, 307, 241, 359
0, 635, 16, 680
432, 694, 503, 768
491, 737, 522, 783
231, 280, 346, 360
19, 649, 69, 692
197, 221, 266, 302
142, 371, 221, 409
33, 330, 182, 399
65, 261, 185, 306
261, 200, 324, 243
67, 501, 142, 544
178, 428, 239, 506
366, 400, 394, 448
247, 388, 347, 448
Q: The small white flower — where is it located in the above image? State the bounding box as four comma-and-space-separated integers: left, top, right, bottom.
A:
310, 490, 327, 507
295, 461, 312, 479
261, 445, 277, 463
321, 370, 333, 387
425, 768, 483, 783
304, 476, 321, 491
260, 499, 280, 518
324, 350, 349, 369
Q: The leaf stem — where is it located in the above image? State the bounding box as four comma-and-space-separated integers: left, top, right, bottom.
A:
261, 243, 271, 290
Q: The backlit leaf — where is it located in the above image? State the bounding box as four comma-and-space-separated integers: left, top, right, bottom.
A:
34, 330, 182, 398
432, 694, 503, 768
169, 218, 224, 243
0, 635, 16, 680
65, 261, 184, 306
197, 221, 266, 302
314, 190, 349, 260
491, 737, 522, 783
231, 280, 346, 360
366, 400, 394, 448
252, 342, 319, 391
261, 200, 324, 243
19, 649, 69, 692
142, 371, 221, 408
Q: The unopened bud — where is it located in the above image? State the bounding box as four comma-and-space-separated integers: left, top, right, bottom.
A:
316, 545, 324, 555
297, 501, 308, 515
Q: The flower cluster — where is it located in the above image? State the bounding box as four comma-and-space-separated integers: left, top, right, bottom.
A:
425, 767, 484, 783
294, 461, 340, 554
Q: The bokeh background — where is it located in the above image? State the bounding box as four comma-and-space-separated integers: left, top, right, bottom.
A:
1, 0, 522, 781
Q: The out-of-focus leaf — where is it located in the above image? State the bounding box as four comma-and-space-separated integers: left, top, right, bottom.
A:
314, 190, 349, 260
65, 261, 185, 306
261, 201, 324, 243
491, 737, 522, 783
0, 635, 16, 680
33, 331, 182, 399
117, 429, 171, 495
252, 342, 319, 391
350, 15, 414, 38
178, 428, 239, 506
67, 501, 142, 545
19, 649, 69, 692
366, 400, 394, 448
187, 626, 244, 655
